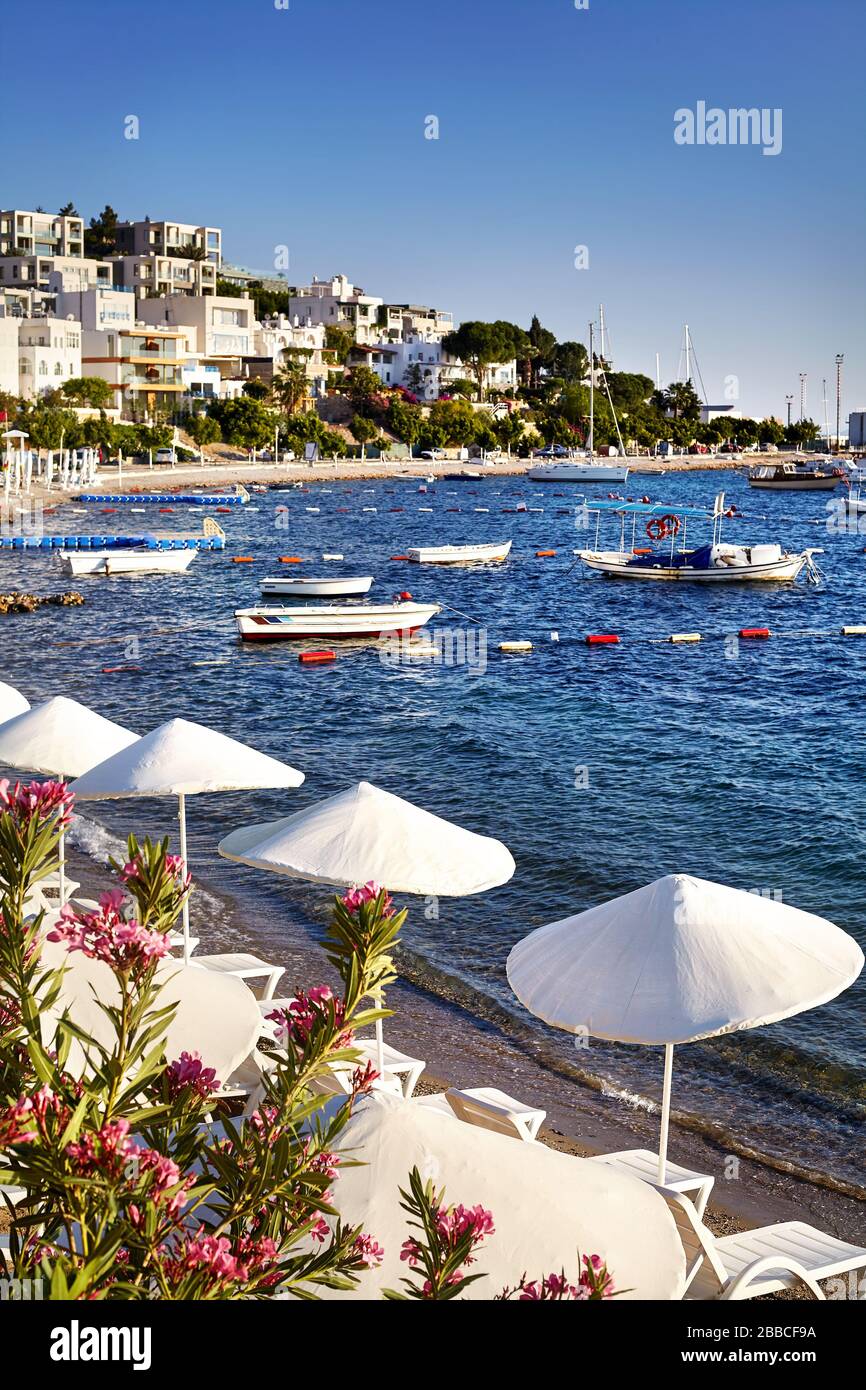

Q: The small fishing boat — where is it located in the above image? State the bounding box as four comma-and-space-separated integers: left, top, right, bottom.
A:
58, 548, 197, 577
573, 493, 822, 584
259, 575, 374, 598
748, 460, 844, 491
406, 541, 512, 564
235, 601, 441, 641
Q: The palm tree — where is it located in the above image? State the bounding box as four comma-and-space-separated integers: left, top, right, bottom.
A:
175, 241, 208, 262
271, 356, 309, 416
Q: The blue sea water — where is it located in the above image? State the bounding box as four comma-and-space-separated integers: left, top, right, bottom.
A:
2, 468, 864, 1191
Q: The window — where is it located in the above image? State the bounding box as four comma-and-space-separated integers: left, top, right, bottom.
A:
54, 363, 63, 375
19, 358, 30, 374
39, 361, 48, 375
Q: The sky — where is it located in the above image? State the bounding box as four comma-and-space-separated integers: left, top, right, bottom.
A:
4, 0, 864, 419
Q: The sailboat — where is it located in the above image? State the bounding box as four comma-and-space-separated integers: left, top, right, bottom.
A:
527, 316, 630, 484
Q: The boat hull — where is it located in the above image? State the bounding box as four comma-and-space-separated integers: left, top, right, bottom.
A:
406, 541, 512, 564
527, 463, 630, 483
576, 550, 810, 582
259, 576, 374, 597
59, 549, 197, 576
235, 602, 440, 641
748, 476, 840, 491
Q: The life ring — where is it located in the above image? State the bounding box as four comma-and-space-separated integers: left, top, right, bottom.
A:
646, 514, 681, 541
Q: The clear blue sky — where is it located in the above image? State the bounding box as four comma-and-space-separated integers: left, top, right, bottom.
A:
5, 0, 864, 419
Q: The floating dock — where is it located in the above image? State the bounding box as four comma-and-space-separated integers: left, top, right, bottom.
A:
0, 518, 226, 551
78, 489, 247, 507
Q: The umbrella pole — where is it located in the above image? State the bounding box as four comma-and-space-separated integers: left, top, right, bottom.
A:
657, 1042, 675, 1184
58, 828, 66, 905
374, 987, 385, 1077
178, 793, 191, 964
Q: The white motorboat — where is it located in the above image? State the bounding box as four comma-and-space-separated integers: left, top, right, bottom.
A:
527, 460, 630, 483
573, 493, 822, 583
259, 575, 374, 598
235, 601, 441, 641
58, 548, 197, 577
406, 540, 512, 564
748, 461, 843, 491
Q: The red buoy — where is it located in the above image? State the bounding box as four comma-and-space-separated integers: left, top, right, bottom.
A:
398, 590, 413, 600
739, 627, 771, 639
299, 650, 336, 664
586, 634, 620, 645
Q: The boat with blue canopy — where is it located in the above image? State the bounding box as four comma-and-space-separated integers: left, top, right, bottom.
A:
573, 492, 822, 583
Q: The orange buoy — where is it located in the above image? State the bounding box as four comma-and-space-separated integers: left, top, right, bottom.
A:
390, 554, 410, 561
232, 556, 255, 563
101, 508, 117, 514
586, 634, 620, 646
739, 627, 771, 639
398, 590, 413, 600
299, 650, 336, 664
279, 555, 303, 563
536, 549, 556, 557
632, 547, 653, 555
158, 507, 173, 513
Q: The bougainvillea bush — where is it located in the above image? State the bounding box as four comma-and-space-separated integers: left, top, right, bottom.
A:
0, 782, 613, 1301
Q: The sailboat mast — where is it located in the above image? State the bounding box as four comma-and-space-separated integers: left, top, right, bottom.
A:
588, 321, 595, 456
684, 324, 691, 383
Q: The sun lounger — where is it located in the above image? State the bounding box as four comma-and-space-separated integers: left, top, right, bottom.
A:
416, 1086, 546, 1141
189, 952, 285, 1000
255, 1002, 425, 1098
587, 1148, 714, 1218
659, 1186, 866, 1300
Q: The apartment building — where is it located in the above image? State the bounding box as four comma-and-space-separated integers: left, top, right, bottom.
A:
0, 207, 112, 293
361, 332, 517, 399
114, 219, 222, 265
288, 274, 383, 345
135, 293, 254, 359
111, 253, 217, 298
254, 315, 328, 392
16, 315, 82, 400
81, 324, 187, 418
378, 303, 454, 343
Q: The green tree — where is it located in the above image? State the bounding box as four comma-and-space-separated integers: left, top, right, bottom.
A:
493, 411, 525, 456
175, 242, 207, 262
660, 380, 702, 421
386, 398, 424, 458
84, 205, 120, 259
524, 315, 557, 389
427, 398, 479, 446
58, 202, 78, 217
242, 378, 271, 400
757, 417, 785, 445
349, 414, 381, 458
553, 341, 588, 384
208, 397, 277, 449
324, 325, 355, 365
61, 376, 114, 410
345, 364, 382, 413
185, 414, 221, 448
784, 418, 820, 447
442, 321, 522, 402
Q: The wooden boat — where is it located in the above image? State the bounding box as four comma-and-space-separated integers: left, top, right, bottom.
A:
259, 575, 374, 598
573, 493, 823, 584
748, 461, 843, 491
235, 601, 441, 641
406, 541, 512, 564
59, 548, 197, 577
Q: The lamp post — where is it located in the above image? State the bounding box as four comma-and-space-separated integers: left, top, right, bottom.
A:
799, 373, 807, 421
785, 395, 793, 428
835, 354, 844, 452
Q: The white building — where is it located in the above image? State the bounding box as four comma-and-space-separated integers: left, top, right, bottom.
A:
81, 324, 187, 418
16, 315, 82, 400
254, 315, 328, 391
0, 207, 113, 294
358, 332, 516, 399
288, 274, 383, 345
135, 293, 254, 359
0, 311, 18, 395
115, 218, 222, 265
111, 254, 217, 298
53, 285, 137, 334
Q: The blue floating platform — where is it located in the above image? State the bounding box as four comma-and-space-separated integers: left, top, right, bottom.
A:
78, 493, 244, 506
0, 533, 224, 551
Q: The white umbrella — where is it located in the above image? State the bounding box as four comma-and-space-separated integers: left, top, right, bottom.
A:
0, 681, 30, 724
314, 1093, 686, 1300
0, 696, 138, 902
70, 717, 305, 962
218, 780, 515, 1068
507, 873, 864, 1183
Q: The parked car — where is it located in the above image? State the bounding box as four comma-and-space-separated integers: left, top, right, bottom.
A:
154, 448, 176, 465
532, 444, 572, 459
420, 448, 445, 460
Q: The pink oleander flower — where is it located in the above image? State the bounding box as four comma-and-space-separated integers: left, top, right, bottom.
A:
352, 1233, 385, 1268
0, 778, 74, 831
119, 852, 191, 894
340, 881, 394, 918
0, 1096, 38, 1147
351, 1060, 379, 1097
159, 1230, 256, 1288
165, 1050, 220, 1101
435, 1202, 495, 1245
67, 1118, 135, 1178
309, 1216, 330, 1244
48, 892, 170, 973
400, 1237, 421, 1266
267, 987, 354, 1051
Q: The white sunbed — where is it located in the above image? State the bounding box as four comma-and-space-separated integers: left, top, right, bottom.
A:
658, 1186, 866, 1300
417, 1086, 546, 1141
256, 1000, 426, 1099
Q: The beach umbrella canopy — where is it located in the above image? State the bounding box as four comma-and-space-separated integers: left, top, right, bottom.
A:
507, 873, 864, 1181
314, 1093, 685, 1300
71, 717, 305, 961
0, 681, 30, 725
216, 779, 515, 895
218, 780, 515, 1069
0, 696, 138, 903
41, 935, 261, 1086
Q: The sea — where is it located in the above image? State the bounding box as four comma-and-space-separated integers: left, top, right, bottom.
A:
2, 466, 864, 1195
